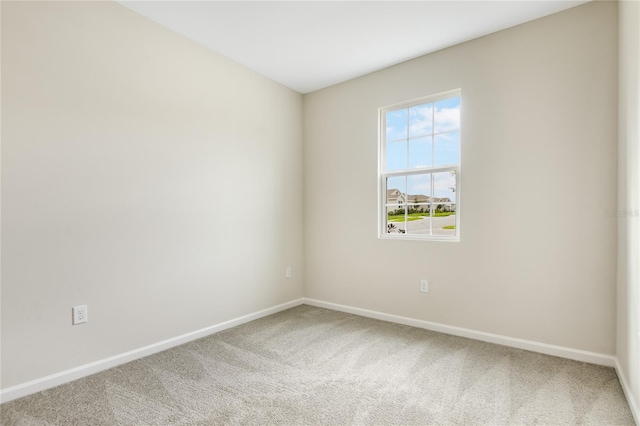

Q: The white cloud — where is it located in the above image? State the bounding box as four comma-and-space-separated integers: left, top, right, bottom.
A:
434, 106, 460, 132
406, 103, 460, 136
408, 104, 433, 136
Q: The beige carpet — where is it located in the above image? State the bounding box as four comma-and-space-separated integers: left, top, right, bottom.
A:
1, 305, 635, 425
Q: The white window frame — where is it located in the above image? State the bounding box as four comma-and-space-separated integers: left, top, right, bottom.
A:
378, 89, 461, 242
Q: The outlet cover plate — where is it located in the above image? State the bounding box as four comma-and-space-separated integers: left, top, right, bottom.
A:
73, 305, 88, 325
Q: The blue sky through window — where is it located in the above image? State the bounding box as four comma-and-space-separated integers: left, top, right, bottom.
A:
385, 95, 460, 175
434, 131, 460, 166
385, 109, 408, 140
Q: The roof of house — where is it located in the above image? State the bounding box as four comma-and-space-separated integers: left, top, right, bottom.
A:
407, 194, 430, 202
387, 190, 454, 204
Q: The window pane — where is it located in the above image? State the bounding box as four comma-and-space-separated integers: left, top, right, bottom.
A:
386, 140, 407, 171
432, 171, 456, 236
433, 171, 456, 201
408, 136, 432, 169
386, 109, 408, 140
386, 176, 406, 203
407, 173, 431, 202
432, 208, 456, 236
386, 205, 406, 235
406, 173, 432, 235
434, 96, 460, 133
409, 103, 433, 137
433, 171, 456, 206
434, 131, 460, 166
405, 209, 432, 235
387, 176, 407, 193
386, 176, 406, 235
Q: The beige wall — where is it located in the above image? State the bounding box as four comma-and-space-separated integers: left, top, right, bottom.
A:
1, 1, 304, 388
618, 0, 640, 413
304, 1, 618, 354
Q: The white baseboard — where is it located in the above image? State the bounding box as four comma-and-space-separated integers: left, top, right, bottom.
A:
307, 298, 640, 423
615, 358, 640, 425
0, 298, 305, 404
303, 298, 616, 367
4, 296, 636, 423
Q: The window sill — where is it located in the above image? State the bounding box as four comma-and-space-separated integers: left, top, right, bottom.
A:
378, 234, 460, 242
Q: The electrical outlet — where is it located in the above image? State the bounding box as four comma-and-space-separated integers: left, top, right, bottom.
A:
73, 305, 88, 325
286, 267, 292, 278
420, 279, 428, 293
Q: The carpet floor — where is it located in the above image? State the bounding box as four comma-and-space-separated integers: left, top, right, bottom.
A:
1, 305, 635, 425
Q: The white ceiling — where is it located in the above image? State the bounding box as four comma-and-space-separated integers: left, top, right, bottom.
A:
118, 1, 589, 94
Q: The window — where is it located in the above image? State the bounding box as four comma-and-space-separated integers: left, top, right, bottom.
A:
379, 89, 461, 241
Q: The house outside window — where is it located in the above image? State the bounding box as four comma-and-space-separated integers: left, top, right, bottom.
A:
379, 89, 461, 241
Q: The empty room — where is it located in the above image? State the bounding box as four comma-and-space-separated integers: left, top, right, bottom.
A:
1, 0, 639, 424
